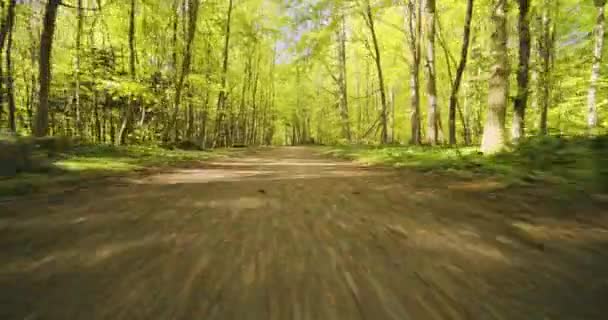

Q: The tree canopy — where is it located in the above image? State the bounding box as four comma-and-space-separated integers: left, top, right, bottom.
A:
0, 0, 606, 150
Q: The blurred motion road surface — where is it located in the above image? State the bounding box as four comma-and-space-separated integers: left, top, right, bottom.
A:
2, 147, 608, 319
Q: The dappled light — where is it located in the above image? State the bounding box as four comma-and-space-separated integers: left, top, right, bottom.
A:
2, 147, 608, 319
2, 0, 608, 317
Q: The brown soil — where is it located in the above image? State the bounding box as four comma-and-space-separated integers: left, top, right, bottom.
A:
1, 147, 607, 320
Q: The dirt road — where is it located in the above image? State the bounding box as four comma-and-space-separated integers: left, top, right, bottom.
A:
1, 147, 608, 319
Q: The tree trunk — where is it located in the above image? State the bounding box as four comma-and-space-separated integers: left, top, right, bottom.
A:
249, 53, 260, 145
337, 13, 351, 141
6, 12, 15, 132
117, 0, 137, 144
390, 87, 396, 142
424, 0, 439, 145
481, 0, 509, 154
214, 0, 233, 147
448, 0, 474, 145
169, 0, 200, 142
0, 0, 16, 51
405, 0, 422, 145
538, 2, 554, 135
588, 0, 606, 130
34, 0, 61, 137
512, 0, 531, 141
364, 0, 388, 144
75, 0, 83, 136
0, 0, 16, 129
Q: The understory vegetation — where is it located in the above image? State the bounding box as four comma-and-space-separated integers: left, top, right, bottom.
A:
1, 0, 608, 197
0, 142, 220, 197
325, 136, 608, 193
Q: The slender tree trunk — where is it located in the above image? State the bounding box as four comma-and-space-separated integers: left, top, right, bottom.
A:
448, 0, 474, 145
117, 0, 136, 144
238, 56, 252, 143
406, 0, 422, 145
424, 0, 439, 144
512, 0, 531, 141
0, 0, 16, 128
364, 0, 388, 144
588, 0, 606, 130
75, 0, 83, 136
169, 0, 200, 142
0, 0, 16, 51
6, 13, 15, 132
463, 77, 471, 144
214, 0, 233, 147
249, 53, 260, 145
538, 2, 553, 135
34, 0, 61, 137
94, 90, 101, 142
337, 13, 351, 141
390, 87, 396, 142
481, 0, 509, 154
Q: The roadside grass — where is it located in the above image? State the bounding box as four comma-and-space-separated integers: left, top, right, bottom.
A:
0, 145, 225, 197
324, 136, 608, 193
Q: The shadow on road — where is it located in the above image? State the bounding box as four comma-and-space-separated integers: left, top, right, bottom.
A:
1, 147, 607, 319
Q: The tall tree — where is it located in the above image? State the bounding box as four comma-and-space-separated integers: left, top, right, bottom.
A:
214, 0, 234, 146
117, 0, 137, 144
169, 0, 200, 141
34, 0, 61, 137
448, 0, 474, 145
405, 0, 422, 145
363, 0, 388, 144
481, 0, 509, 153
512, 0, 531, 141
588, 0, 606, 130
0, 0, 15, 51
537, 1, 555, 135
337, 13, 351, 141
74, 0, 84, 136
6, 3, 15, 132
423, 0, 439, 144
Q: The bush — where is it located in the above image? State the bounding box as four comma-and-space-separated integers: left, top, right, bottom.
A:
0, 136, 72, 177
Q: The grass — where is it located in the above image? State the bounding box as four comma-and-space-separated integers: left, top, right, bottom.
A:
0, 144, 225, 198
324, 136, 608, 193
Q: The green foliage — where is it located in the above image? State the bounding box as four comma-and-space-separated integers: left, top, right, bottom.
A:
0, 144, 221, 197
325, 136, 608, 192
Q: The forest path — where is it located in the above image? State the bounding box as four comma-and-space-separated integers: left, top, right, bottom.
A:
1, 147, 608, 319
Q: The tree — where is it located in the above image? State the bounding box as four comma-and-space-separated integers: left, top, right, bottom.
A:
169, 0, 201, 142
423, 0, 439, 145
512, 0, 531, 141
6, 1, 15, 132
214, 0, 234, 147
116, 0, 137, 145
34, 0, 61, 137
588, 0, 606, 130
448, 0, 474, 145
537, 0, 555, 135
2, 0, 604, 147
405, 0, 422, 145
0, 0, 15, 51
363, 0, 388, 144
74, 0, 83, 136
337, 13, 351, 141
481, 0, 508, 154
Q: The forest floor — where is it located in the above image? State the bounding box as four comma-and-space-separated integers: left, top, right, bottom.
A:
1, 146, 608, 319
0, 145, 229, 197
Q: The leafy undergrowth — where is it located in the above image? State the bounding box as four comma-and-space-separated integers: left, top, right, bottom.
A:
0, 145, 225, 197
324, 136, 608, 194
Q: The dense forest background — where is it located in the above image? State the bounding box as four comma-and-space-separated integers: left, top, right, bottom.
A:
0, 0, 606, 153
